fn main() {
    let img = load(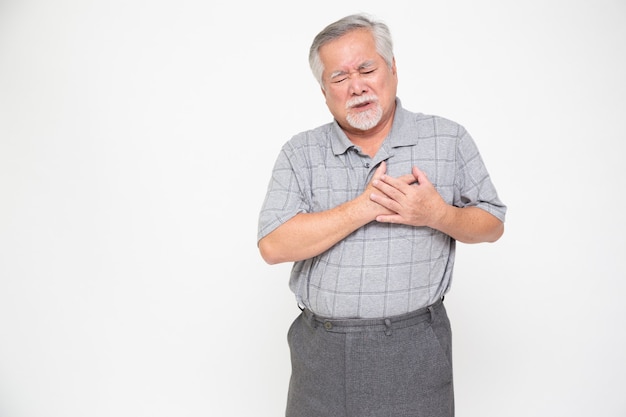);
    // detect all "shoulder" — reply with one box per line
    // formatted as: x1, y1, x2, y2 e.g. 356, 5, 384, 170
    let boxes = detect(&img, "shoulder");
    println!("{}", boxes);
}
394, 101, 466, 140
283, 122, 334, 150
411, 112, 466, 138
